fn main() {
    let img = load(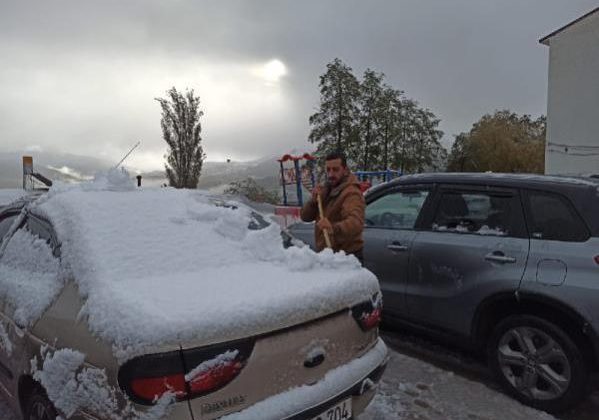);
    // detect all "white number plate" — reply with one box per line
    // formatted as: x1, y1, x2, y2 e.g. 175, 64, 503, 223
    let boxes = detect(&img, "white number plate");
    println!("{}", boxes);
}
311, 397, 352, 420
